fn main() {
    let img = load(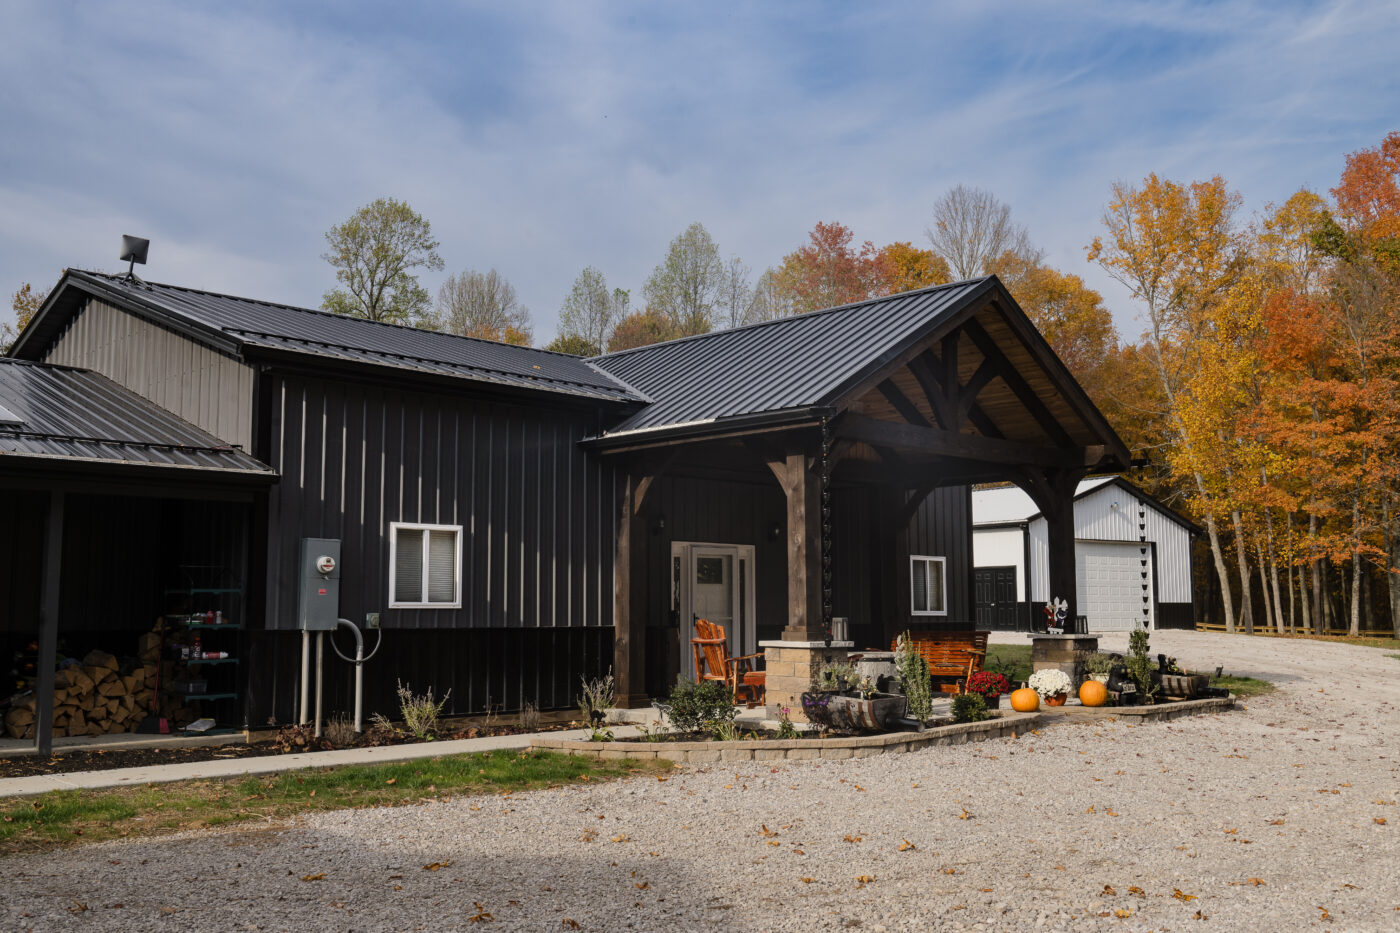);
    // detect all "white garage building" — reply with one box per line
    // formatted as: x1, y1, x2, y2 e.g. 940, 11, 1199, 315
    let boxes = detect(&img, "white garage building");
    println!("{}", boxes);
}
971, 477, 1200, 632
